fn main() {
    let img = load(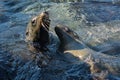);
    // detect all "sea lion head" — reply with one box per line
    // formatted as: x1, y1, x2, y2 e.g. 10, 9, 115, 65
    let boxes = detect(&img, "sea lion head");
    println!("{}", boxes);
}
55, 24, 79, 41
25, 11, 50, 52
26, 11, 50, 42
55, 24, 85, 52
